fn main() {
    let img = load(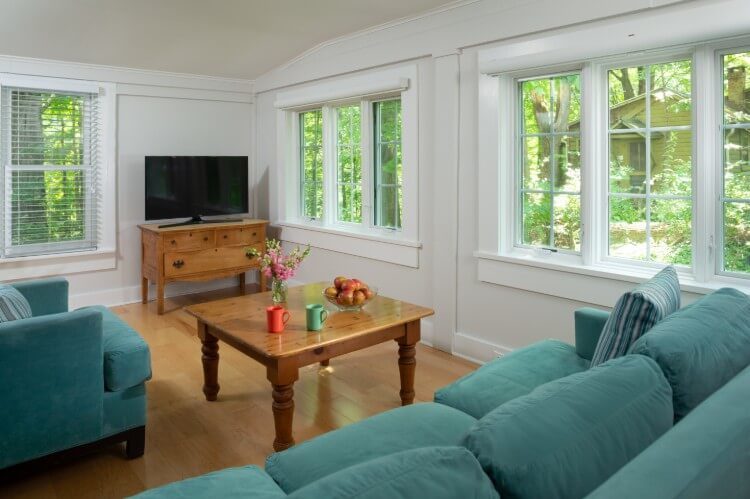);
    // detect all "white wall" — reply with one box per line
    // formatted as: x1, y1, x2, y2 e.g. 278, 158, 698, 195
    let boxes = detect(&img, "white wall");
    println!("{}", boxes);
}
68, 94, 253, 308
255, 0, 749, 362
